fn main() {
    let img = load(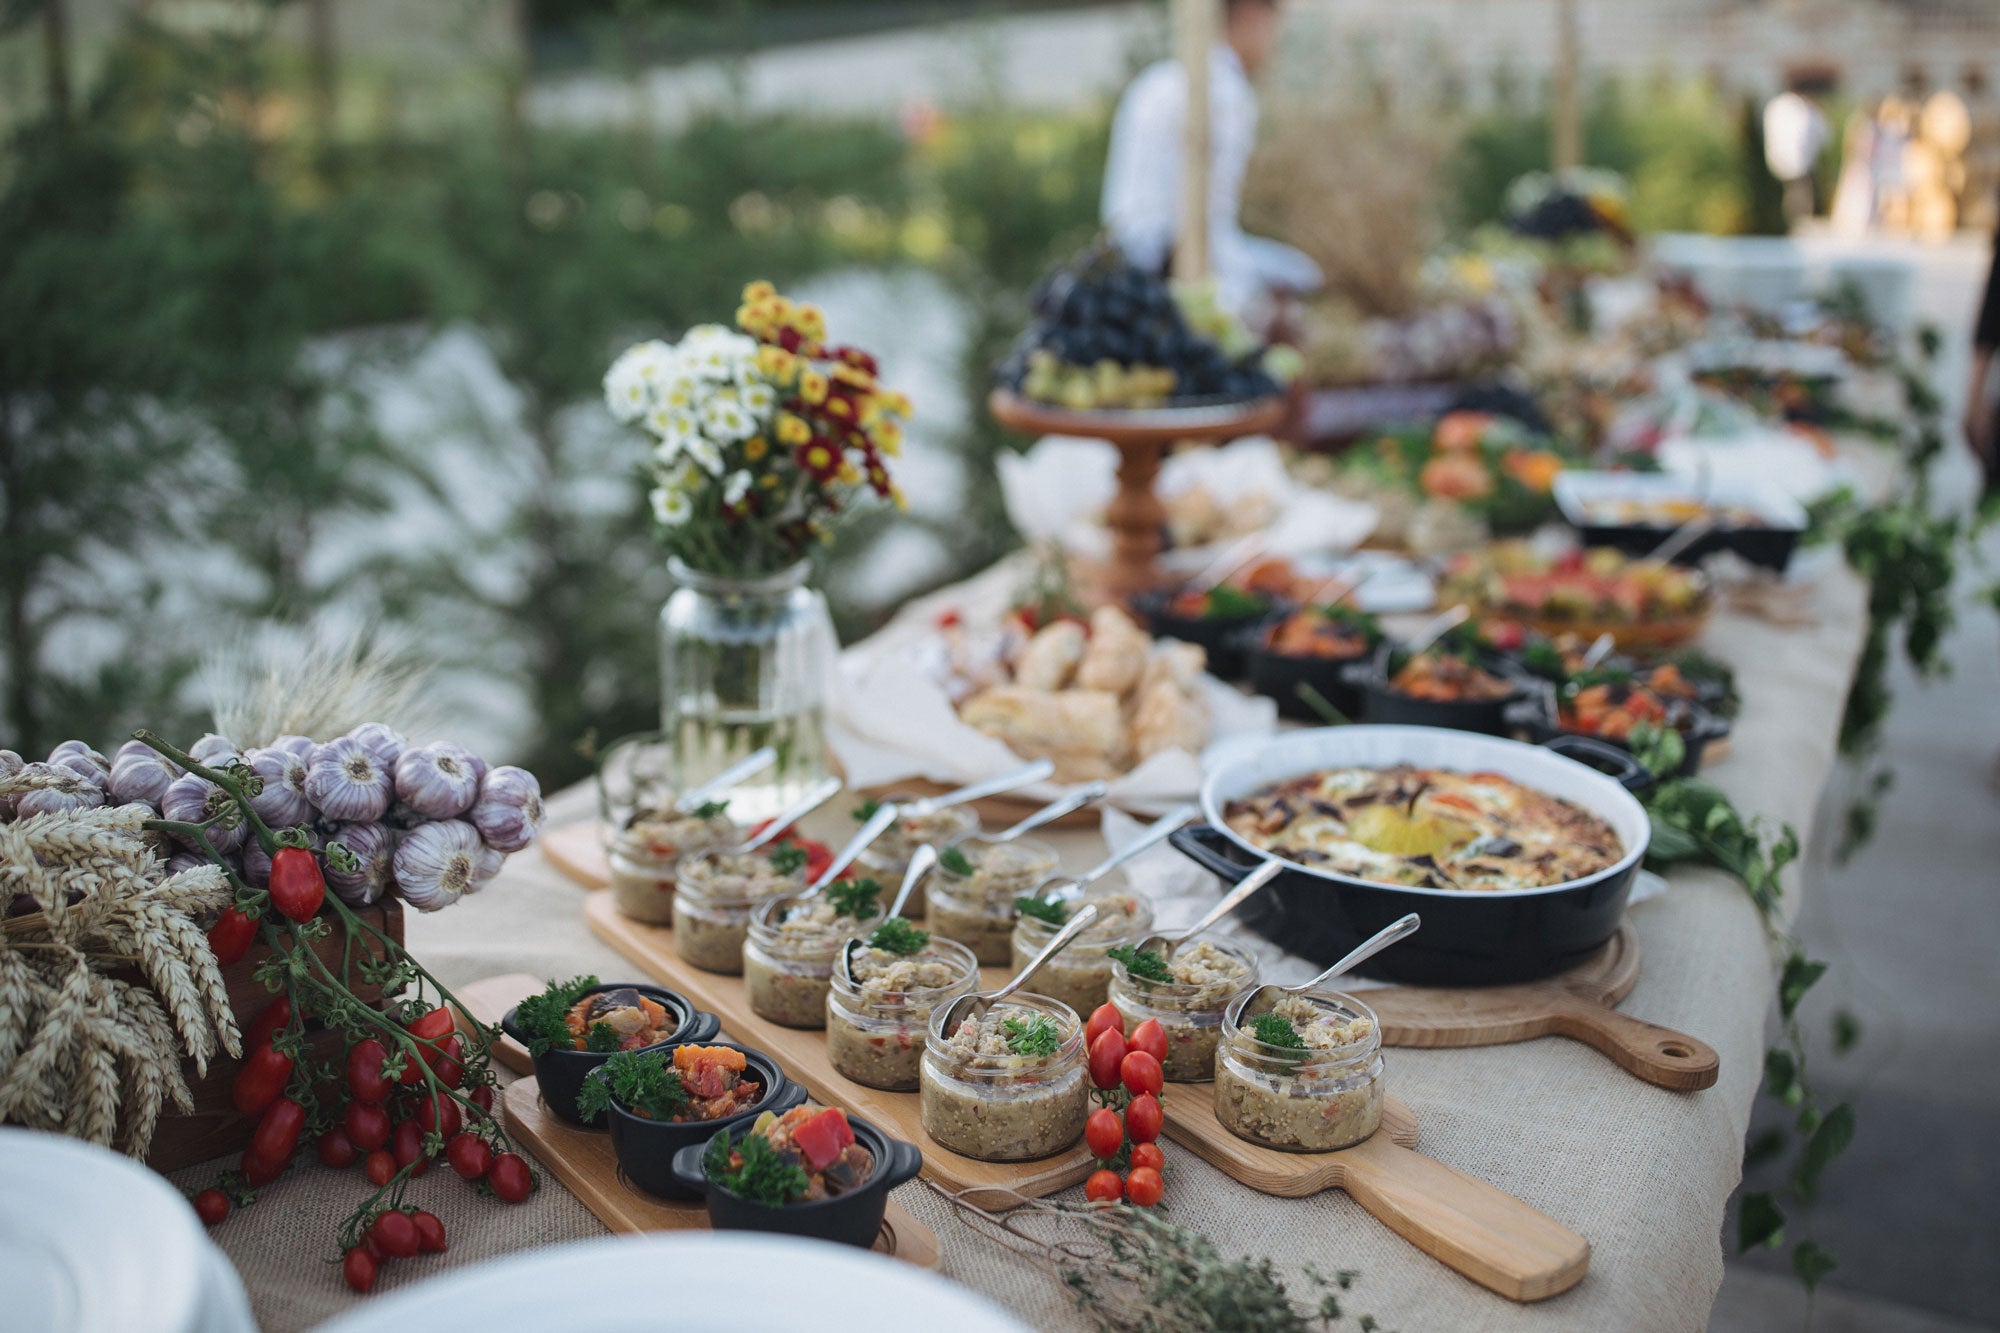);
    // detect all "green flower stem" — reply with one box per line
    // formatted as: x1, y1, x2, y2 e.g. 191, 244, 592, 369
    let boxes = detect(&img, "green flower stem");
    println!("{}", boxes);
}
141, 815, 261, 903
